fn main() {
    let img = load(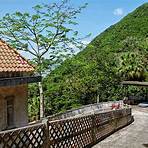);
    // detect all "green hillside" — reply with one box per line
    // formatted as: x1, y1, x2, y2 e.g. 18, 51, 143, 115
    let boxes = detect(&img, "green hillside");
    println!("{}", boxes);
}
44, 3, 148, 114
